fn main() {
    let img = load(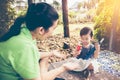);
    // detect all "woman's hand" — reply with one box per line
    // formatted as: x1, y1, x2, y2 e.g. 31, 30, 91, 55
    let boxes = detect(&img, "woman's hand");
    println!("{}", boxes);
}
39, 50, 66, 59
62, 62, 79, 71
51, 50, 66, 59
